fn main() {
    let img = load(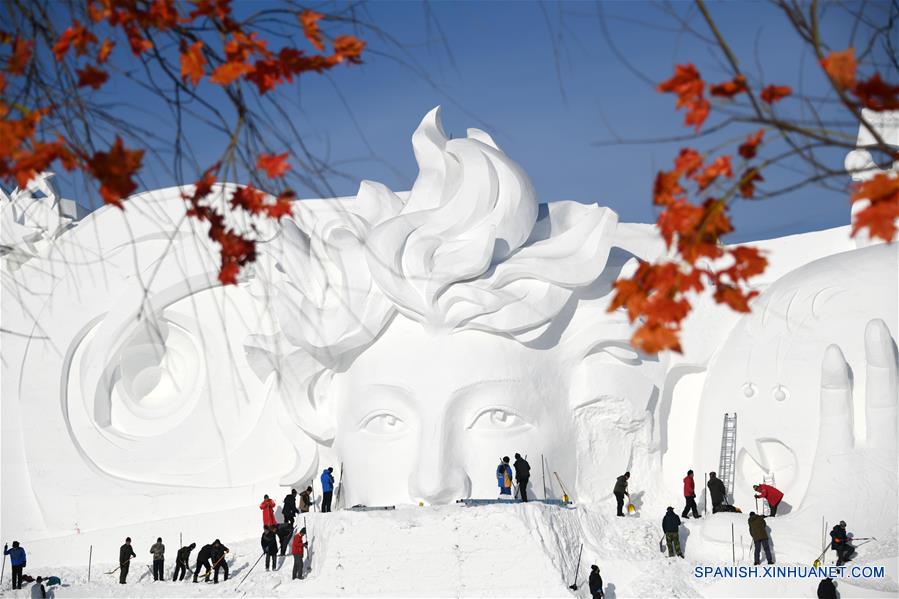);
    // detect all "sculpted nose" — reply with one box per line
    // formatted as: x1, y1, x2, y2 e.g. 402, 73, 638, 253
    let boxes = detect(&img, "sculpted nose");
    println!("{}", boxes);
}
409, 421, 470, 504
